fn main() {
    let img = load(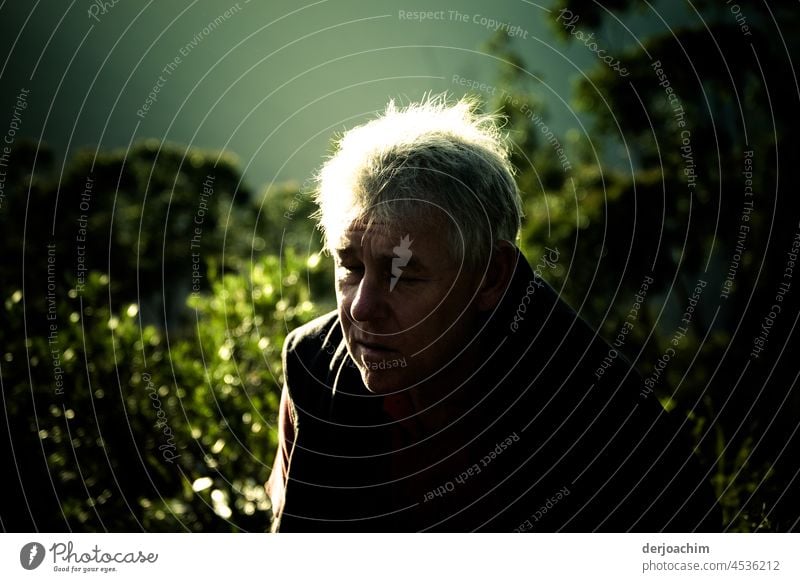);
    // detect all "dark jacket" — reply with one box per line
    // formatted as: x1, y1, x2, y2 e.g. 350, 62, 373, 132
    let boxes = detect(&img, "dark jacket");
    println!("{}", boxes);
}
267, 248, 721, 532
